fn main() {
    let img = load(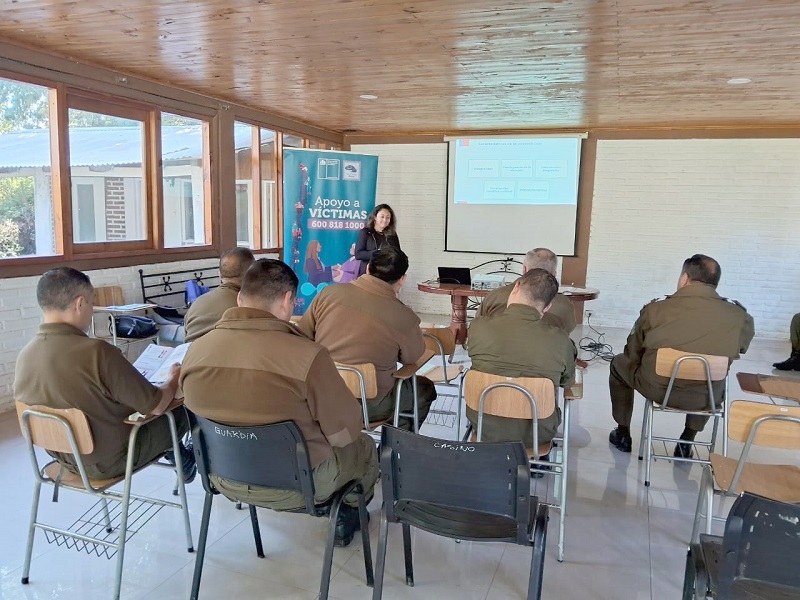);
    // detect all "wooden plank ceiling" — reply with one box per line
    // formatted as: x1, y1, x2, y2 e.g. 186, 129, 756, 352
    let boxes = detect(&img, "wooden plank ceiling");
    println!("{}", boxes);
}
2, 0, 800, 134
